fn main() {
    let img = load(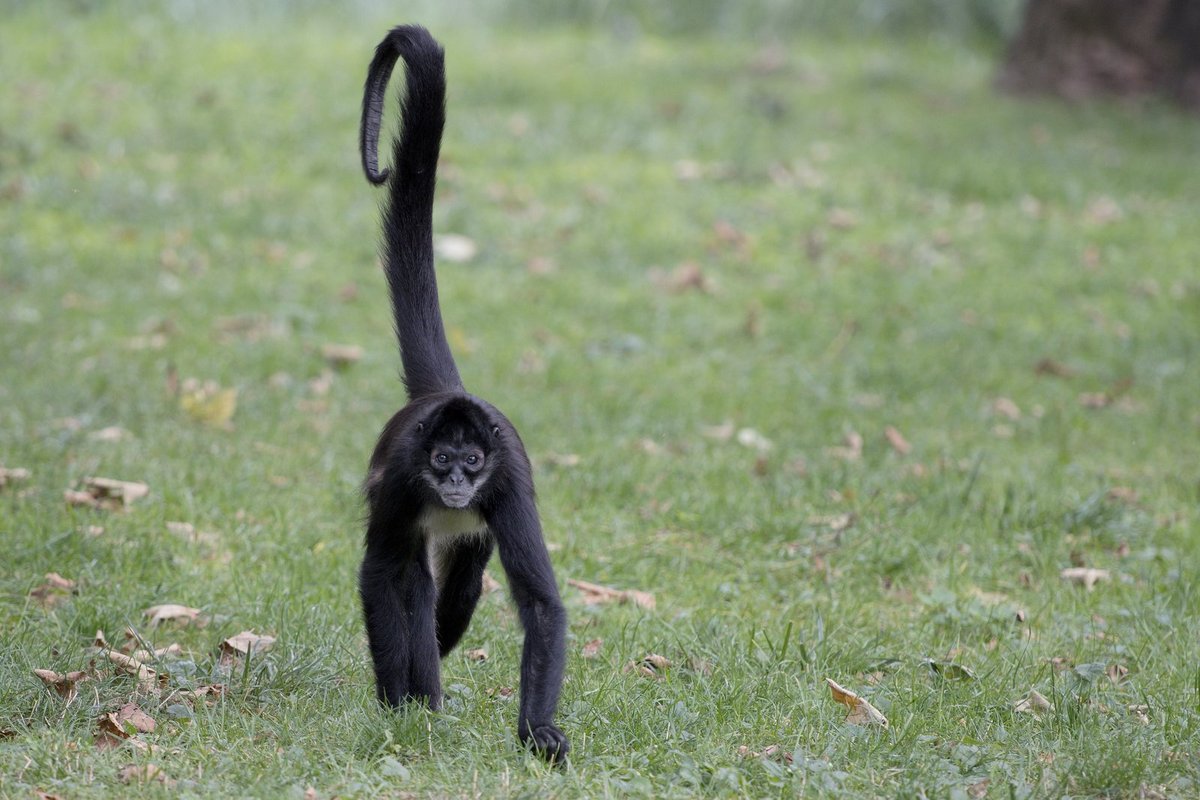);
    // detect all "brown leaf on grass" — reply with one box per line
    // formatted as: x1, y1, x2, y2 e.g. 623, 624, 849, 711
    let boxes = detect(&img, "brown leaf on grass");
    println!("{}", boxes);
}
807, 513, 855, 532
624, 653, 671, 679
481, 571, 501, 594
107, 651, 165, 693
179, 379, 237, 426
144, 604, 202, 627
117, 763, 168, 785
826, 431, 863, 462
0, 466, 31, 489
88, 426, 131, 442
1014, 689, 1053, 714
177, 684, 226, 707
580, 638, 603, 659
29, 573, 77, 607
543, 452, 581, 468
96, 703, 157, 750
1106, 487, 1139, 505
219, 630, 276, 664
827, 208, 859, 229
737, 744, 793, 763
65, 477, 150, 511
1078, 392, 1110, 409
1106, 663, 1129, 685
825, 678, 888, 727
33, 669, 90, 701
1034, 358, 1076, 378
1060, 567, 1110, 590
650, 261, 714, 295
701, 421, 735, 442
967, 779, 991, 799
1127, 704, 1150, 725
465, 648, 488, 662
320, 344, 363, 369
991, 397, 1021, 420
884, 426, 911, 455
568, 579, 655, 610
